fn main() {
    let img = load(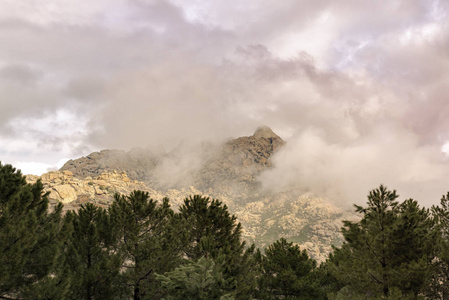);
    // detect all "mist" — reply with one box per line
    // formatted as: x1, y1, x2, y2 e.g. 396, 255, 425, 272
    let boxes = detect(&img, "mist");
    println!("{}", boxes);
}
1, 0, 449, 206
